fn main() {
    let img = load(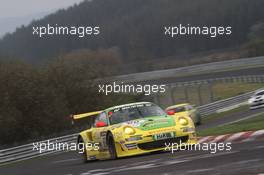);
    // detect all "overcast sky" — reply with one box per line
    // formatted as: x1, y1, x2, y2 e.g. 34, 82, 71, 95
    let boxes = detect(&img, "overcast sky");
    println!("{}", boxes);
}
0, 0, 84, 37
